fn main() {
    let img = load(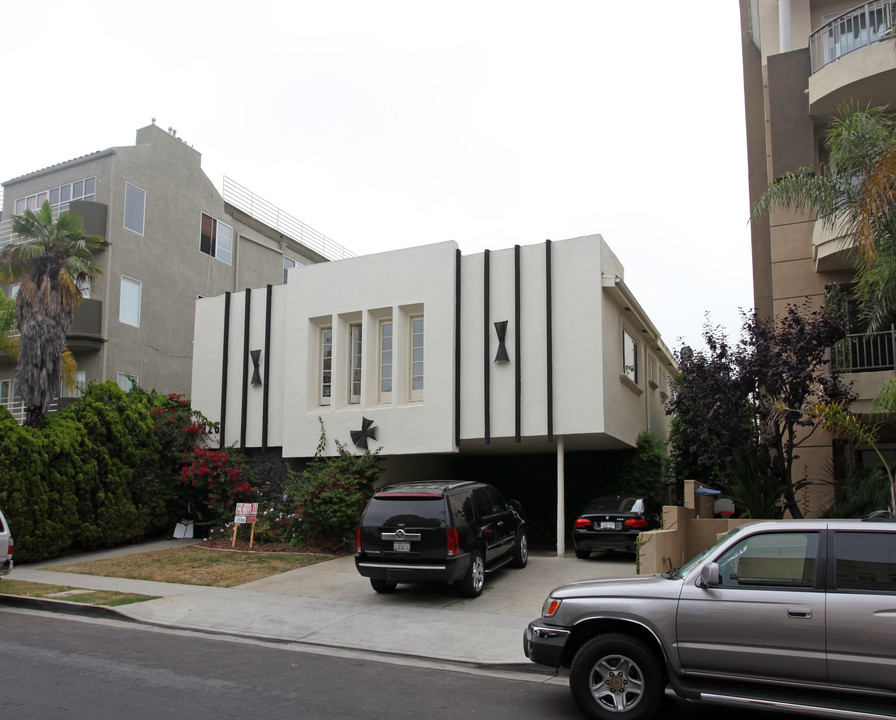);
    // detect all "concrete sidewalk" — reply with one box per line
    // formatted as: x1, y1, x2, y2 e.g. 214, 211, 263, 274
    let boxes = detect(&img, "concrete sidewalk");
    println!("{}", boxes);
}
4, 540, 637, 669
